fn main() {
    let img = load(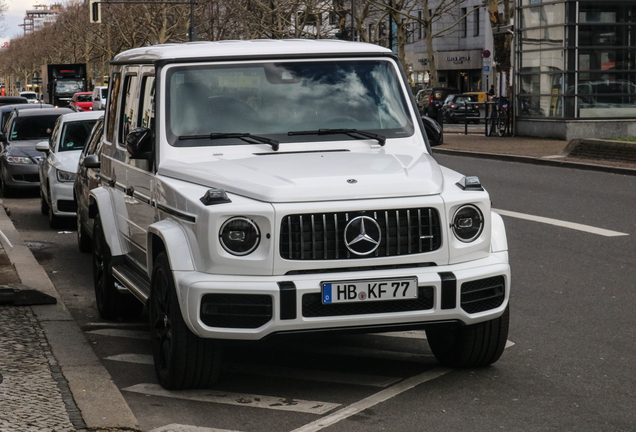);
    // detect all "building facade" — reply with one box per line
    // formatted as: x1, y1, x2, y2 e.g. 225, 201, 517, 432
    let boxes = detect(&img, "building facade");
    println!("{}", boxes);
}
406, 2, 495, 94
516, 0, 636, 139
